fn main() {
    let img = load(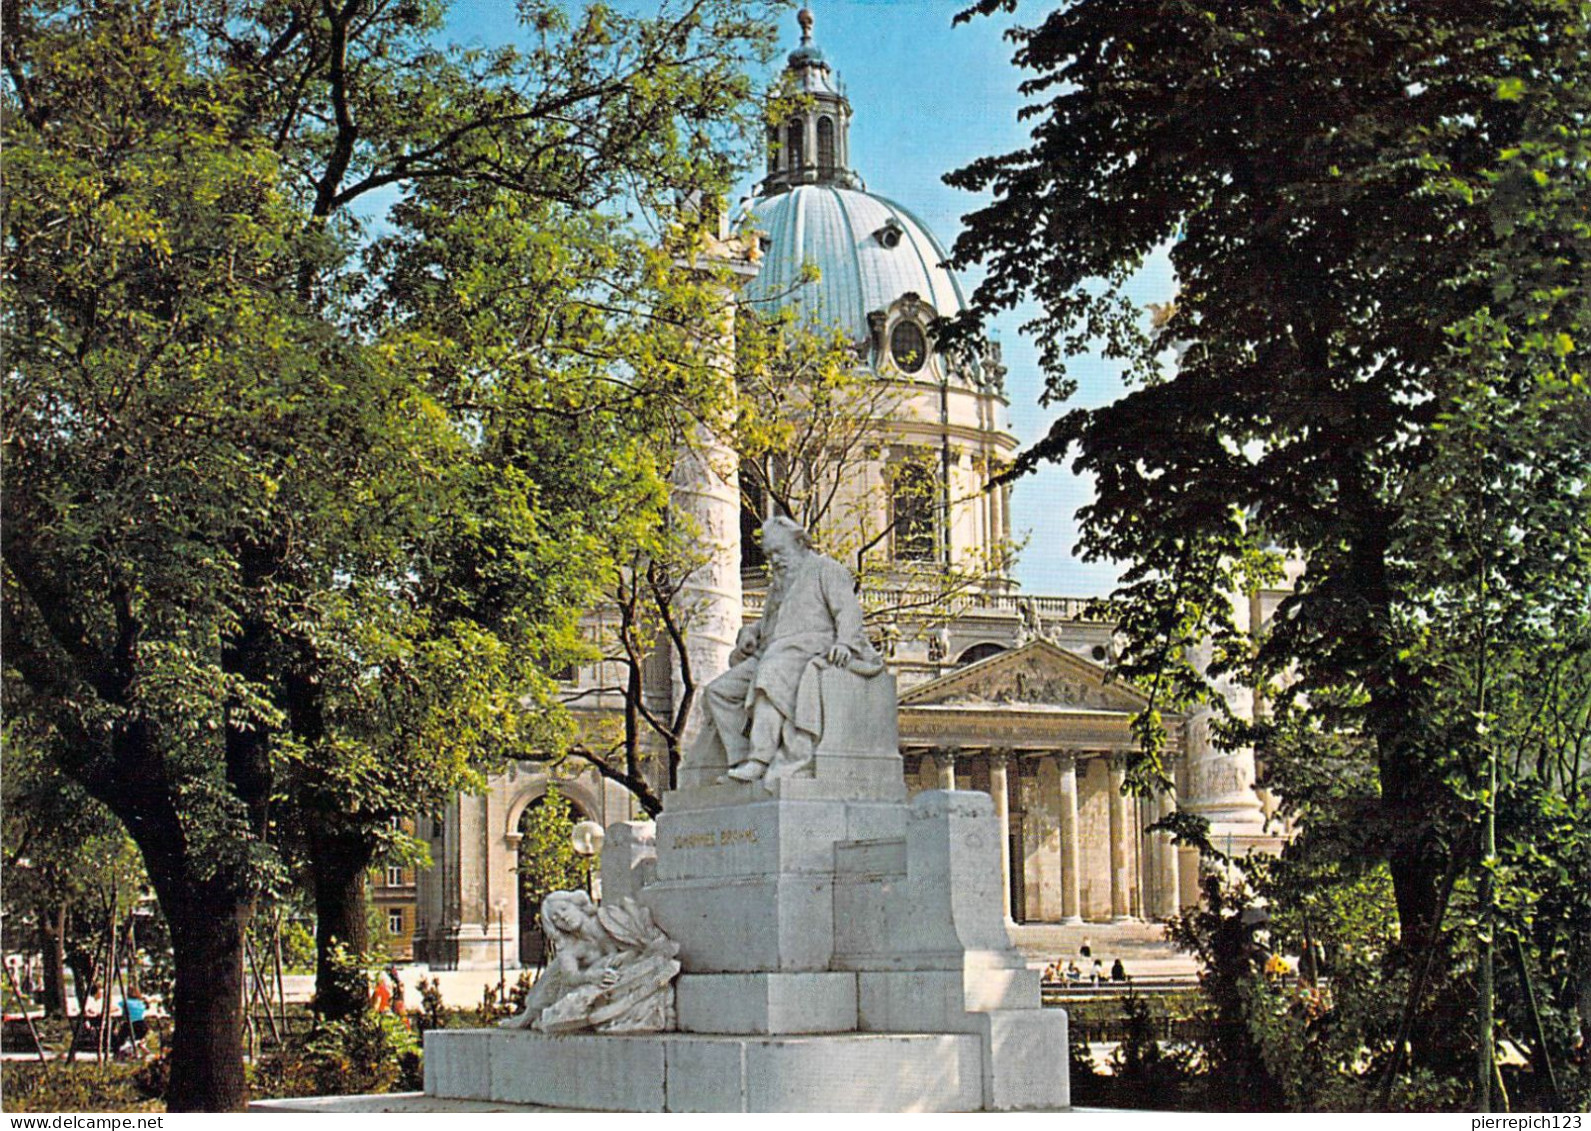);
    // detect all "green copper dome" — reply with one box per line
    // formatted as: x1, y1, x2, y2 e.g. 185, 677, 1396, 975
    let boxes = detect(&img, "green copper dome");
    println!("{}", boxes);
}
743, 185, 969, 349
